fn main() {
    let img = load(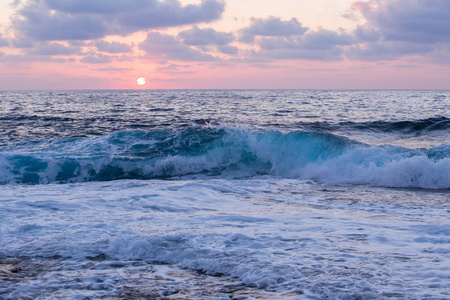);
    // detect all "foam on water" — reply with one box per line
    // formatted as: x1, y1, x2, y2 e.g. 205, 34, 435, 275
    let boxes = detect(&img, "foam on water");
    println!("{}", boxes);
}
0, 90, 448, 299
0, 179, 448, 299
0, 128, 448, 189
